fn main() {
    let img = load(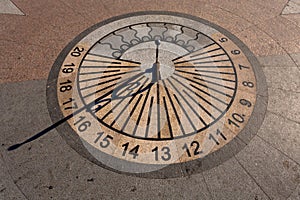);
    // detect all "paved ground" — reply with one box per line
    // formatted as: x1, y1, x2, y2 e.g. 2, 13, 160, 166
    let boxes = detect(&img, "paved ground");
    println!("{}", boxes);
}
1, 0, 300, 199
